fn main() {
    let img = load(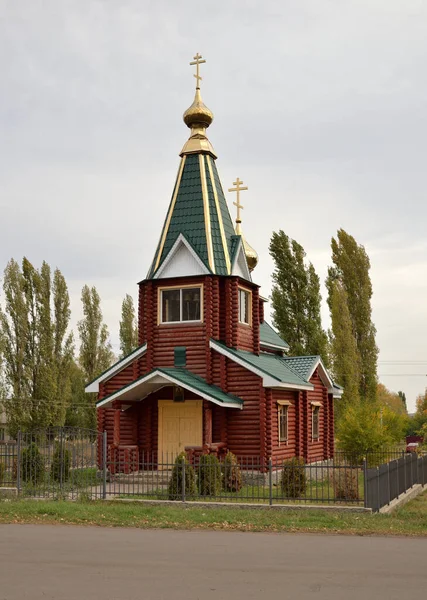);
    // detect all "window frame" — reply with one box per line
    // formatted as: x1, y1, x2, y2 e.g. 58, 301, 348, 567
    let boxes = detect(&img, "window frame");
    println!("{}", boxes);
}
158, 284, 203, 325
312, 405, 320, 441
278, 404, 289, 443
238, 286, 252, 326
